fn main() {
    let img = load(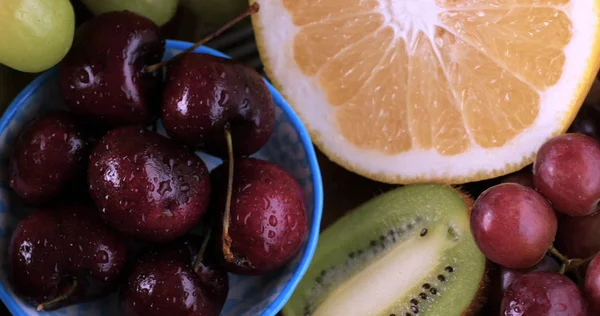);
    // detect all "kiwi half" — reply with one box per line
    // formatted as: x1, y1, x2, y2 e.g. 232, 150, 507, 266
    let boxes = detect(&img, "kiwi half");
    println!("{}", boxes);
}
283, 184, 486, 316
